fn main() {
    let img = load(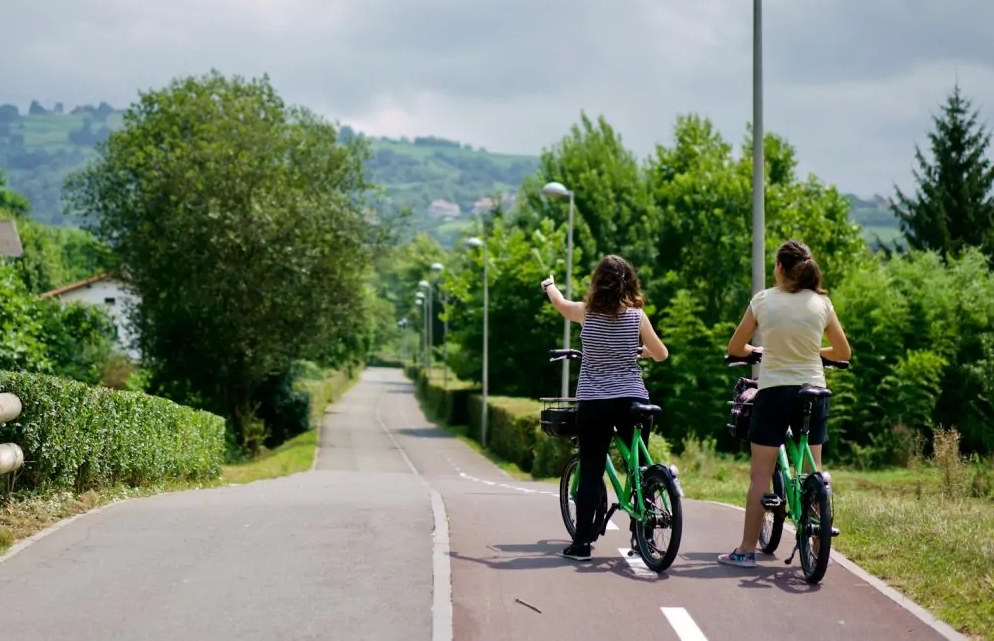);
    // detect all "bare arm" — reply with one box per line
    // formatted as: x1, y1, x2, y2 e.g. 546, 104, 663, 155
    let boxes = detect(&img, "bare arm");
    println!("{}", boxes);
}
820, 310, 852, 361
639, 310, 668, 361
542, 276, 585, 323
727, 306, 759, 357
